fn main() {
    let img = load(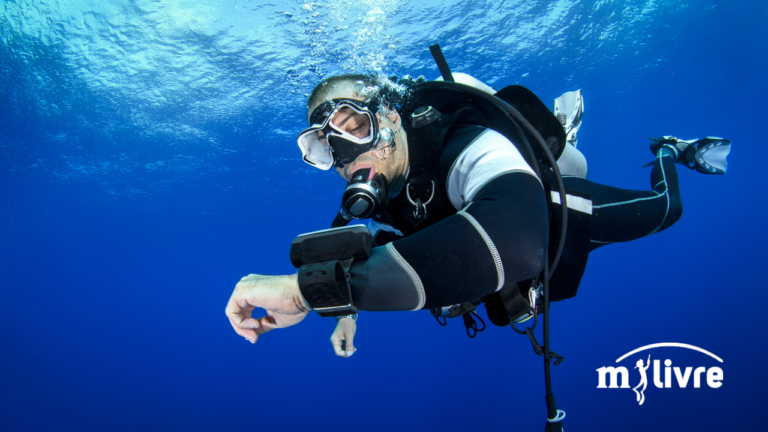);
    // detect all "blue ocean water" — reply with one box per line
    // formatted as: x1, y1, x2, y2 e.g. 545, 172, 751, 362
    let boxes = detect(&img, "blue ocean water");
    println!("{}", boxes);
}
1, 0, 766, 430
